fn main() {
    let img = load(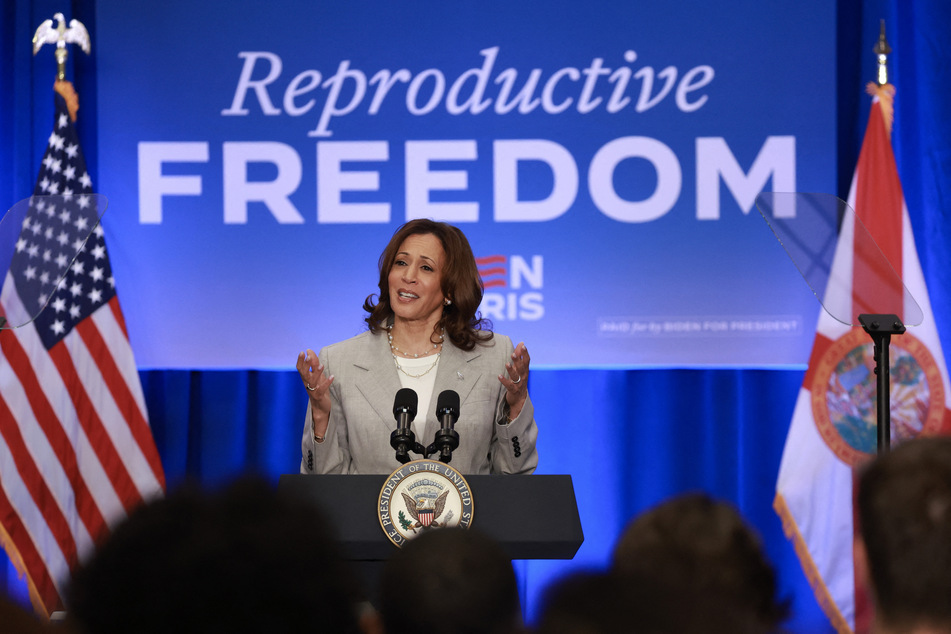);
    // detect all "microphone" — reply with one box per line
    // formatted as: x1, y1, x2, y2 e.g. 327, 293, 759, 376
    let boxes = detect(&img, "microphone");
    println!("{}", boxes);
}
390, 388, 418, 464
433, 389, 460, 463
